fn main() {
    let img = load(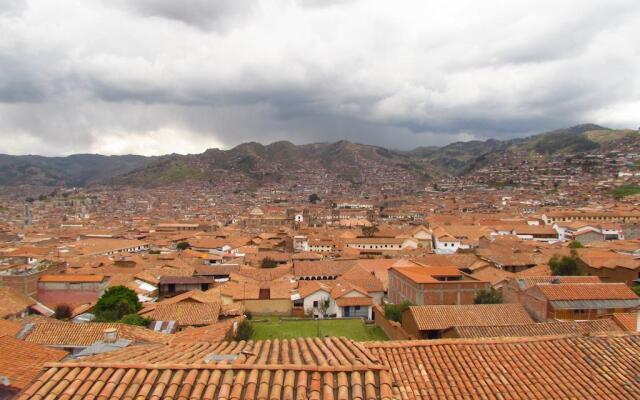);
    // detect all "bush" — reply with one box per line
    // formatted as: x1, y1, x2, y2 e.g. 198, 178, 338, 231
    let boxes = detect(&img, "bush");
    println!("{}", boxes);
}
176, 242, 190, 250
612, 185, 640, 200
308, 193, 321, 204
568, 241, 584, 249
119, 314, 150, 326
261, 257, 278, 268
474, 288, 502, 304
549, 253, 585, 276
632, 285, 640, 297
235, 320, 254, 341
95, 286, 141, 322
384, 300, 412, 322
54, 304, 72, 320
